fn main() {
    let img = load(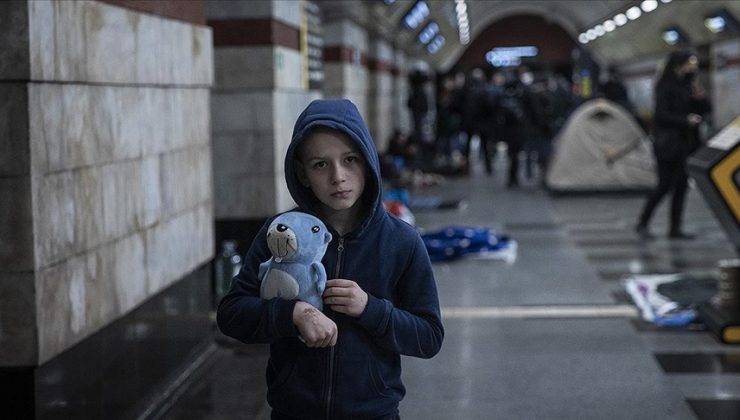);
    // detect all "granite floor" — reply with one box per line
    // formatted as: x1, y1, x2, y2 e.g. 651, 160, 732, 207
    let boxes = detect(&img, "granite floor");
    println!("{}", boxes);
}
158, 153, 740, 420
